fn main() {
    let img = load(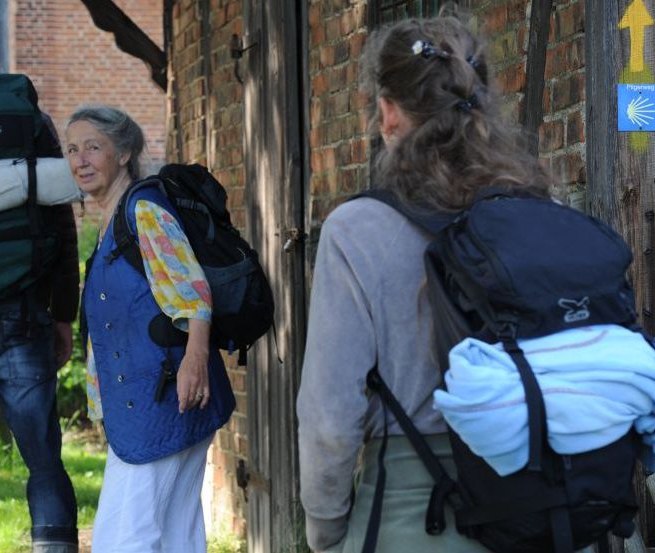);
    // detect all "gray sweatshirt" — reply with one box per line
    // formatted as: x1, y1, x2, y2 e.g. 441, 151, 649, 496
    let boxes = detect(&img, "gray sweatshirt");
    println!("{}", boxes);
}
297, 197, 448, 551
